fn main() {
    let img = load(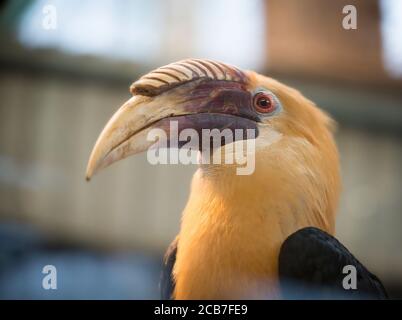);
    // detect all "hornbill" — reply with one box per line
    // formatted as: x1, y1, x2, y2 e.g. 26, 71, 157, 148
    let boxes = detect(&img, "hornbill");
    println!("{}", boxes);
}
86, 59, 387, 299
